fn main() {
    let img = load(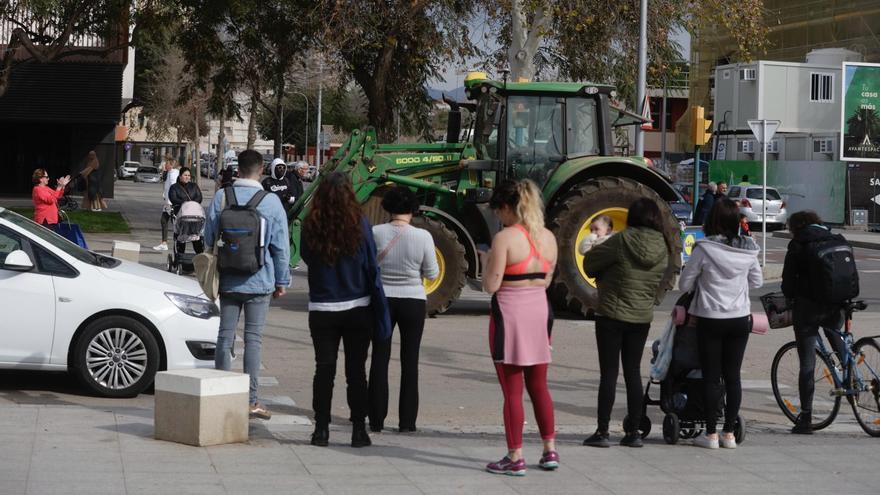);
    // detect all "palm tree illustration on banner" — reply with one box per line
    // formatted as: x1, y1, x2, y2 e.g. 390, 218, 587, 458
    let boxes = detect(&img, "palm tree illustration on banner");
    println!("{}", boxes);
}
847, 108, 880, 146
